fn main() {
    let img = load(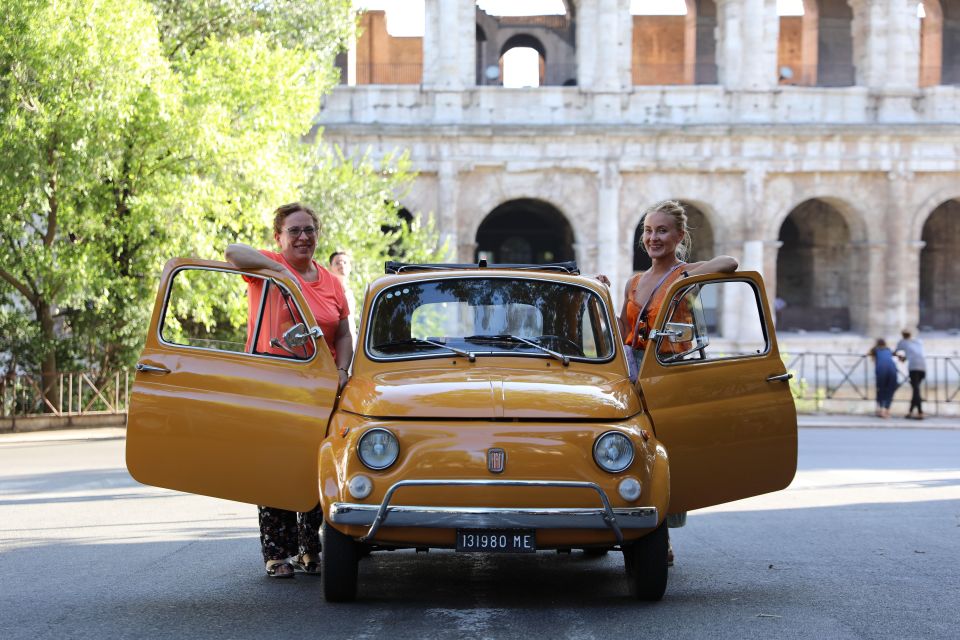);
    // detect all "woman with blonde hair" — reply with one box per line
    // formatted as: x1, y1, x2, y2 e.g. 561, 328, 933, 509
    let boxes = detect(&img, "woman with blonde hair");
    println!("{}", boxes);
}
598, 199, 738, 567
